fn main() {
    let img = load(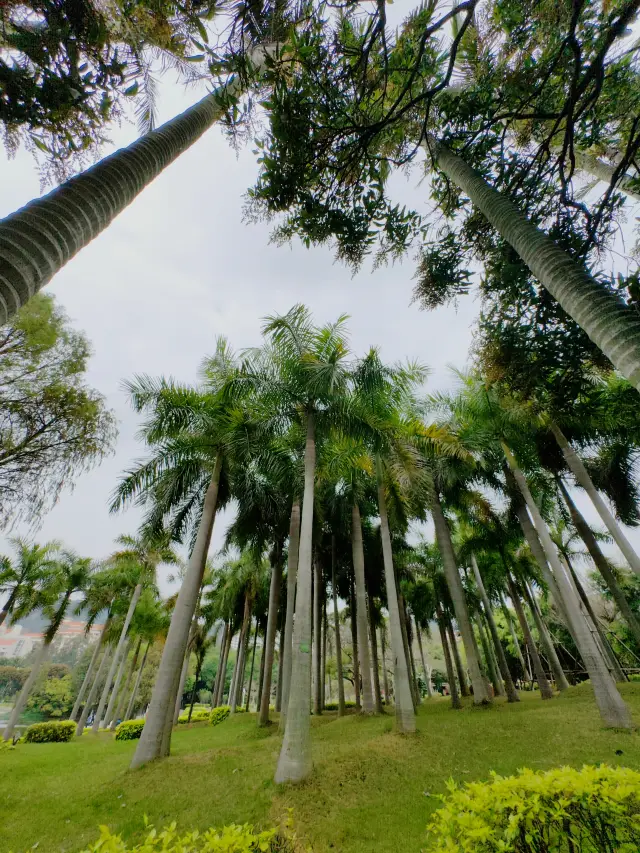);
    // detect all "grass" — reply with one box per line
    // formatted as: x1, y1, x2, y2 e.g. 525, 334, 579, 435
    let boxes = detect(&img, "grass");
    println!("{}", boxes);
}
3, 685, 640, 852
